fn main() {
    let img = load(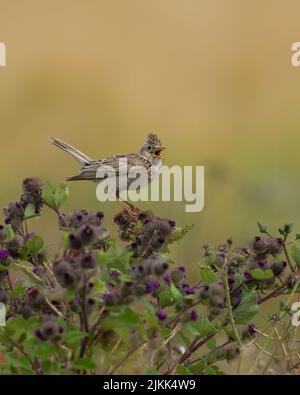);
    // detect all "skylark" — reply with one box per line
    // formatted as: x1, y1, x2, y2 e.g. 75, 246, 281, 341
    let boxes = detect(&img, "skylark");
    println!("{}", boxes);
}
49, 133, 166, 209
